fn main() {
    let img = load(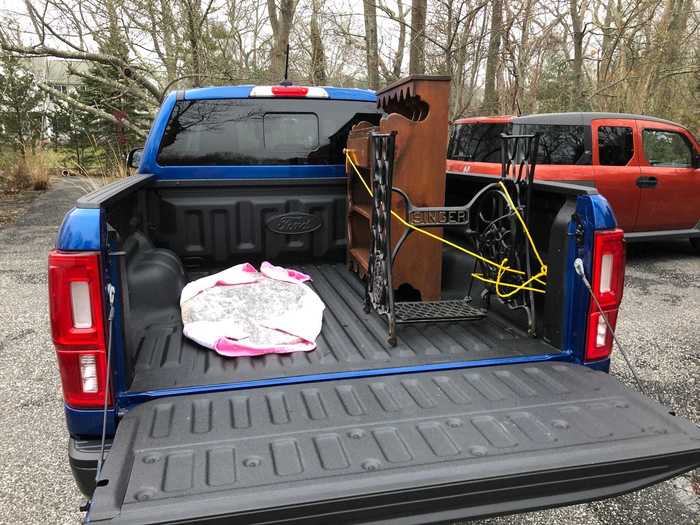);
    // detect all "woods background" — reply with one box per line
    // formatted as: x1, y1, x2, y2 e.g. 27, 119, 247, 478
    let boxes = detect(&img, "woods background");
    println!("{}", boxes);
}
0, 0, 698, 180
